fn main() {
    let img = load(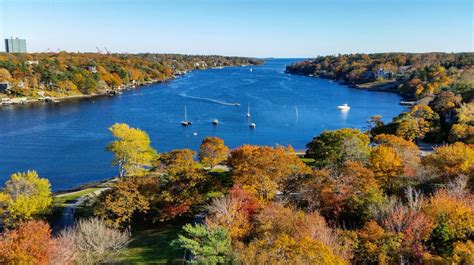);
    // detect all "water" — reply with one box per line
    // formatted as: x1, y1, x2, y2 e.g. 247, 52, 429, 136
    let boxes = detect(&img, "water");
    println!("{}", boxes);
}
0, 59, 406, 191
